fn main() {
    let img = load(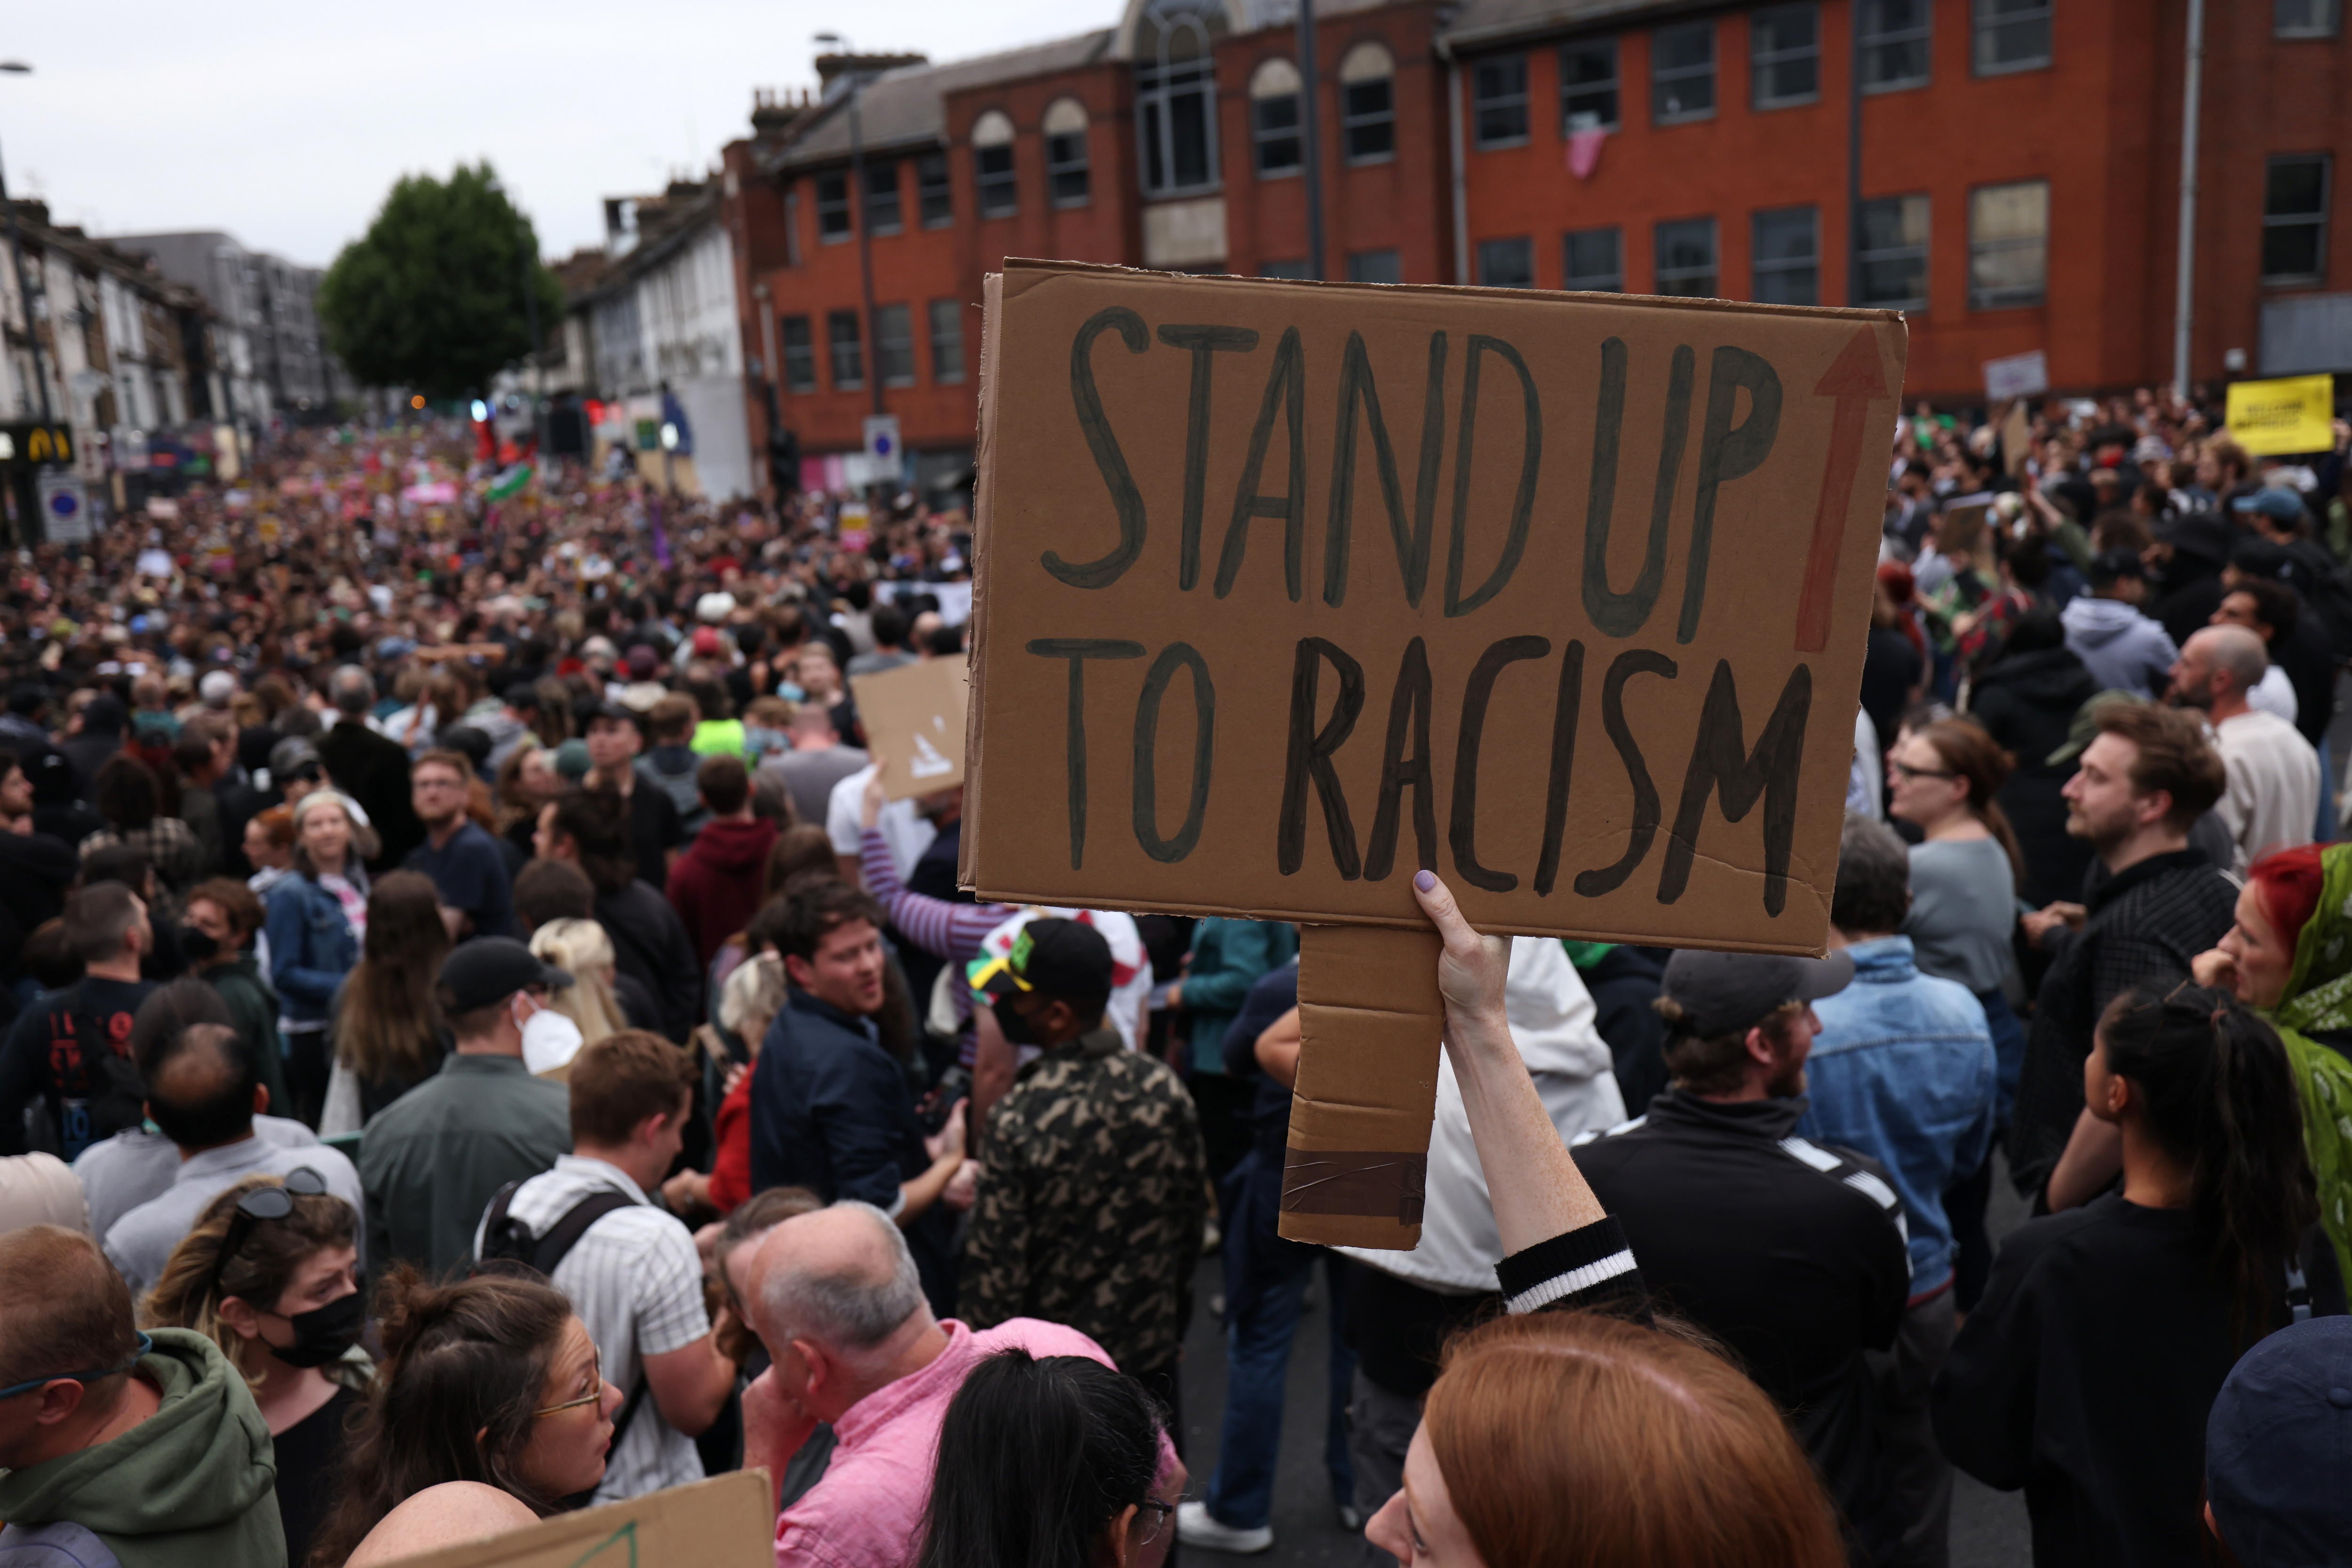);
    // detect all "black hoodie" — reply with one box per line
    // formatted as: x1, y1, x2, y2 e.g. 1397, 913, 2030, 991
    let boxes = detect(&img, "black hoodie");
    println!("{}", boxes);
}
1968, 646, 2100, 908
